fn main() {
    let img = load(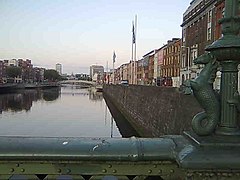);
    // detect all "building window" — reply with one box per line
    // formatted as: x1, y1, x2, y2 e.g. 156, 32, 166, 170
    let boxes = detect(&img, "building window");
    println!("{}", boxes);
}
182, 55, 186, 68
207, 9, 212, 41
183, 28, 186, 43
222, 7, 225, 17
192, 49, 198, 60
208, 10, 212, 23
207, 27, 211, 41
